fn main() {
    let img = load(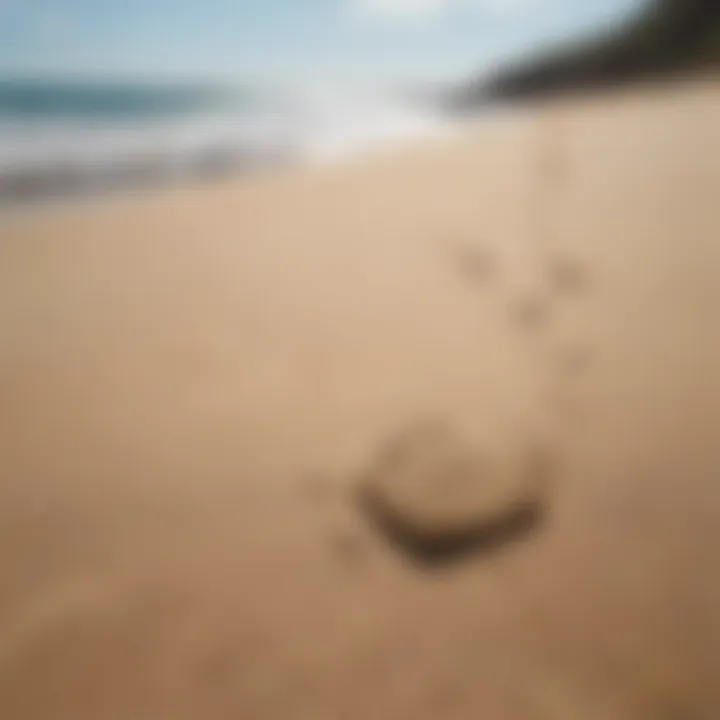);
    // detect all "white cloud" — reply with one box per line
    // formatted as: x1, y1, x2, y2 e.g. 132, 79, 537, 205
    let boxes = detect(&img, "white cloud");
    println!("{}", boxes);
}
351, 0, 559, 20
